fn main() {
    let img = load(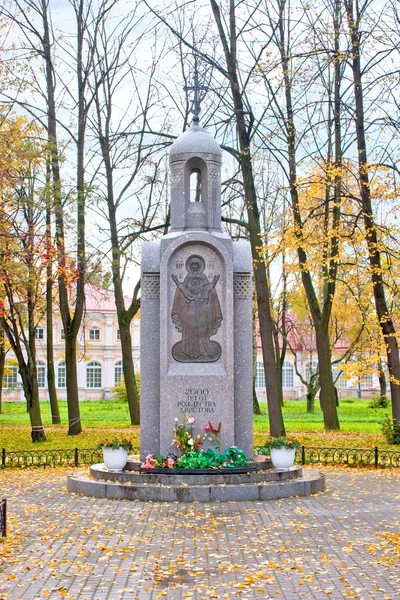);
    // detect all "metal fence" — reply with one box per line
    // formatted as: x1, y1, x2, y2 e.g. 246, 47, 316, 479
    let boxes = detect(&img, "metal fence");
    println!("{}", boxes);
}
299, 445, 400, 468
0, 499, 6, 537
0, 445, 399, 469
0, 447, 138, 468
